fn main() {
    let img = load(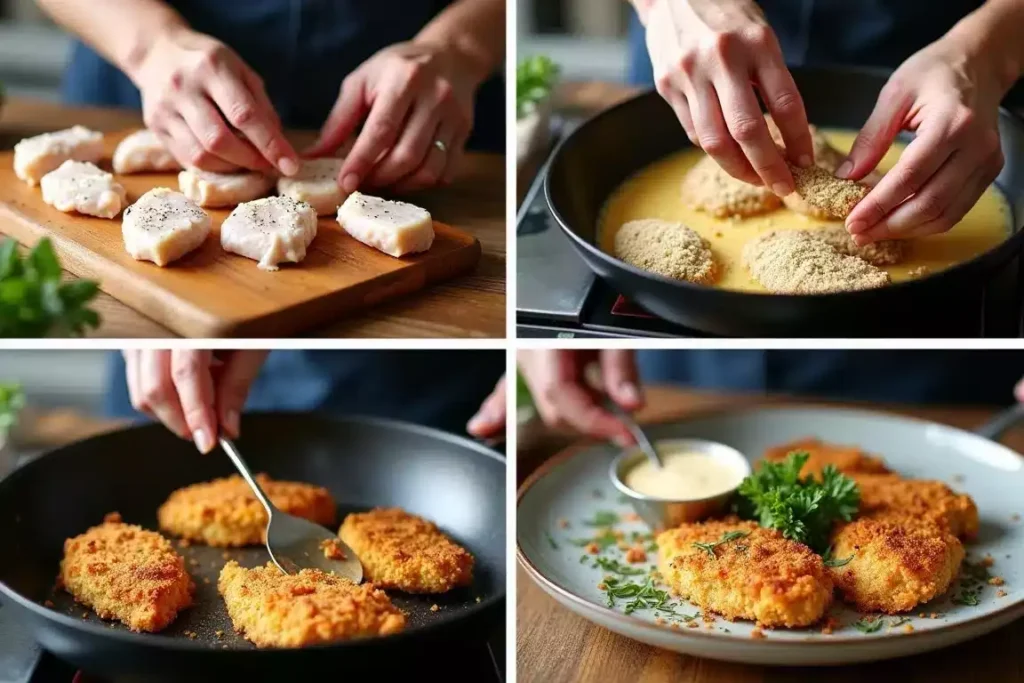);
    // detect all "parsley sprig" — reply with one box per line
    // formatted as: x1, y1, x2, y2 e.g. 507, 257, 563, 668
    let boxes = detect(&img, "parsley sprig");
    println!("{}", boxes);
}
736, 452, 860, 553
516, 56, 559, 119
692, 530, 749, 558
